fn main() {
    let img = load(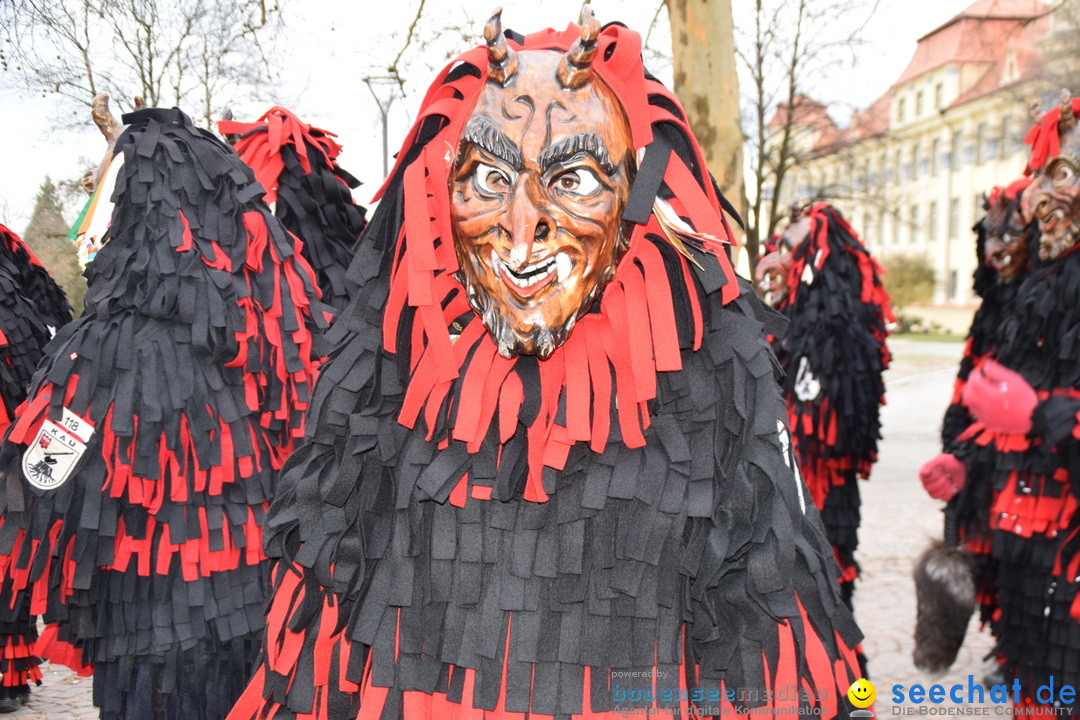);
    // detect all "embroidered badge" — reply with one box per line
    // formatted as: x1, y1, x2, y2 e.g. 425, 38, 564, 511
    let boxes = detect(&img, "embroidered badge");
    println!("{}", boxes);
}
22, 408, 96, 491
